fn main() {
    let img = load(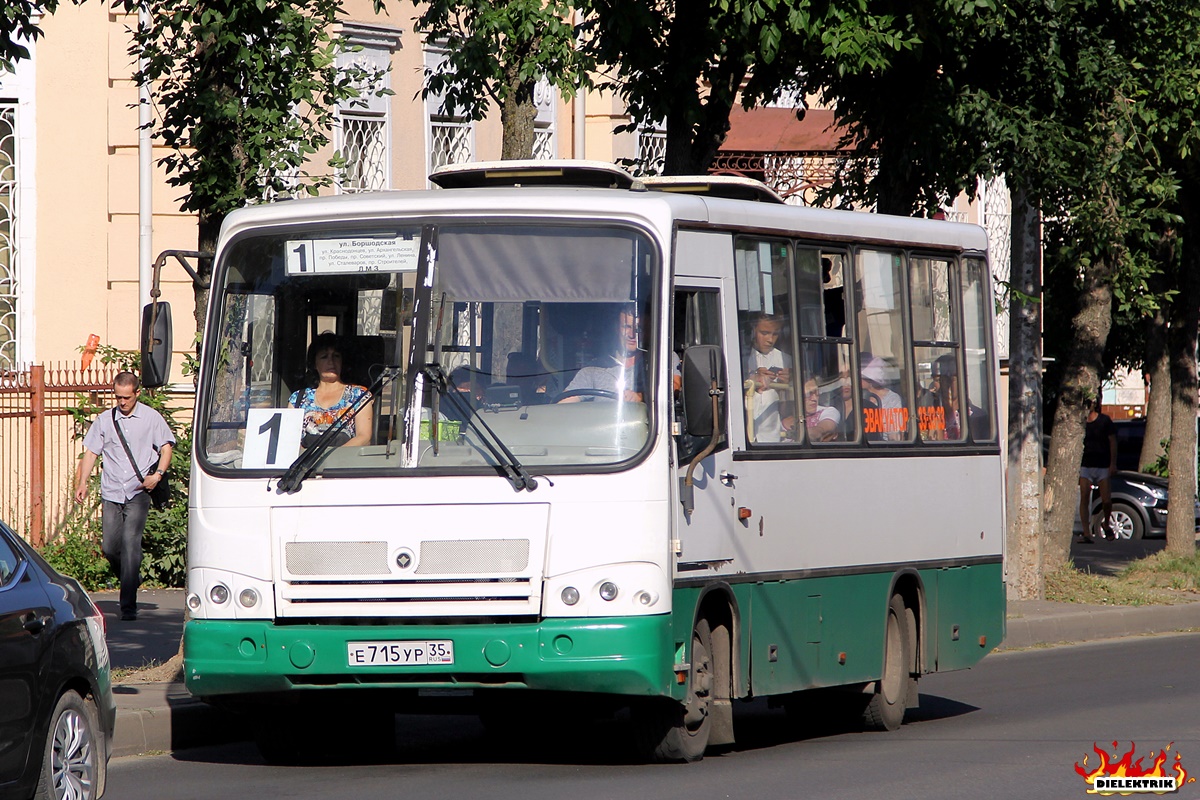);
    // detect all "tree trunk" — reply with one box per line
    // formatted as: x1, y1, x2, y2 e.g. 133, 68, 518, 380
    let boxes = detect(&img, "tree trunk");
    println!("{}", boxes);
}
500, 79, 537, 160
660, 1, 744, 176
1165, 182, 1200, 558
195, 211, 219, 346
1139, 232, 1174, 472
1043, 255, 1115, 572
1005, 189, 1045, 599
873, 139, 922, 216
